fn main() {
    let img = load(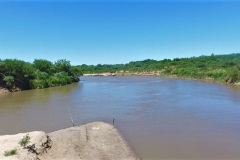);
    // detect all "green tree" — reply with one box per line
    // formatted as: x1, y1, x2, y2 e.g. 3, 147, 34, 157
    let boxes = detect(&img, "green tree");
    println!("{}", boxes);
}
3, 59, 34, 78
33, 59, 53, 74
55, 59, 71, 74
